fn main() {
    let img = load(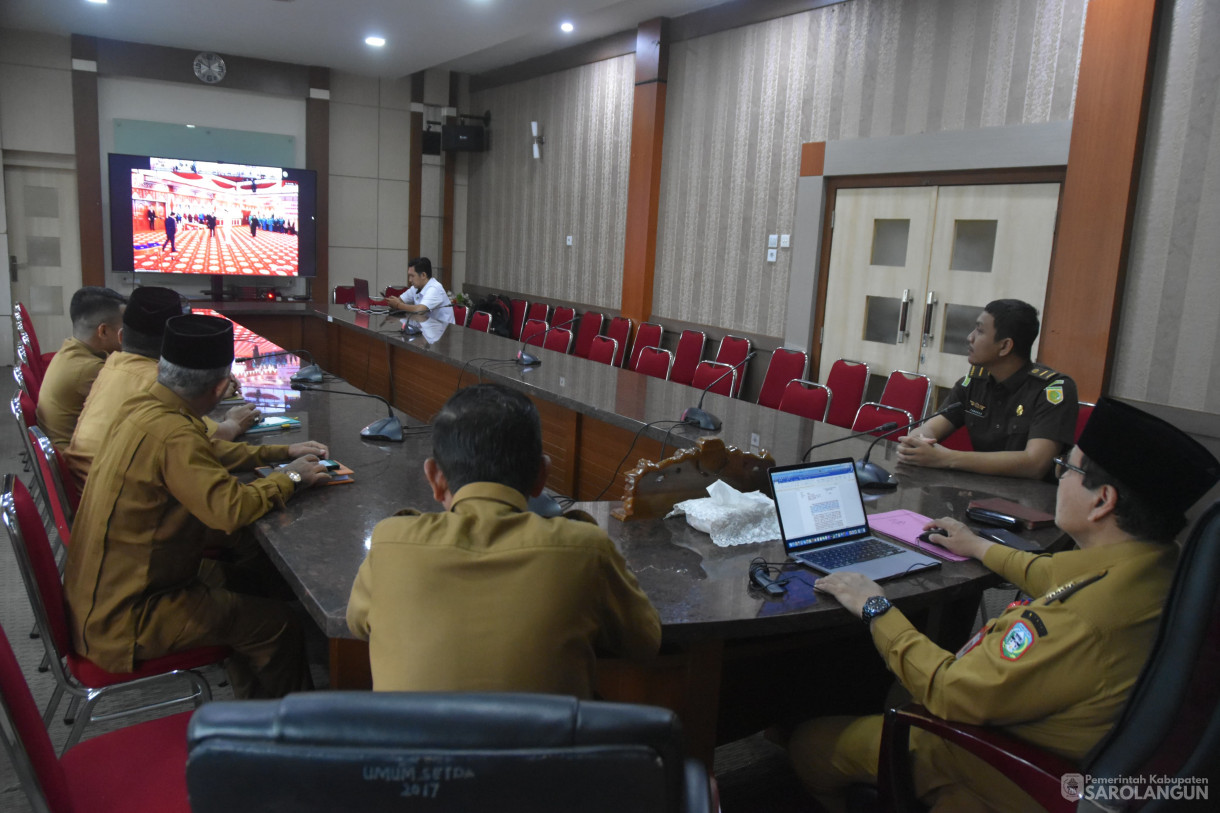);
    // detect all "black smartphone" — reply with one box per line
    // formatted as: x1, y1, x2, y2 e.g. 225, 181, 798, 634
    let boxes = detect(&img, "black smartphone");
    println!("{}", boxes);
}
319, 459, 340, 471
965, 505, 1021, 529
977, 527, 1042, 552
